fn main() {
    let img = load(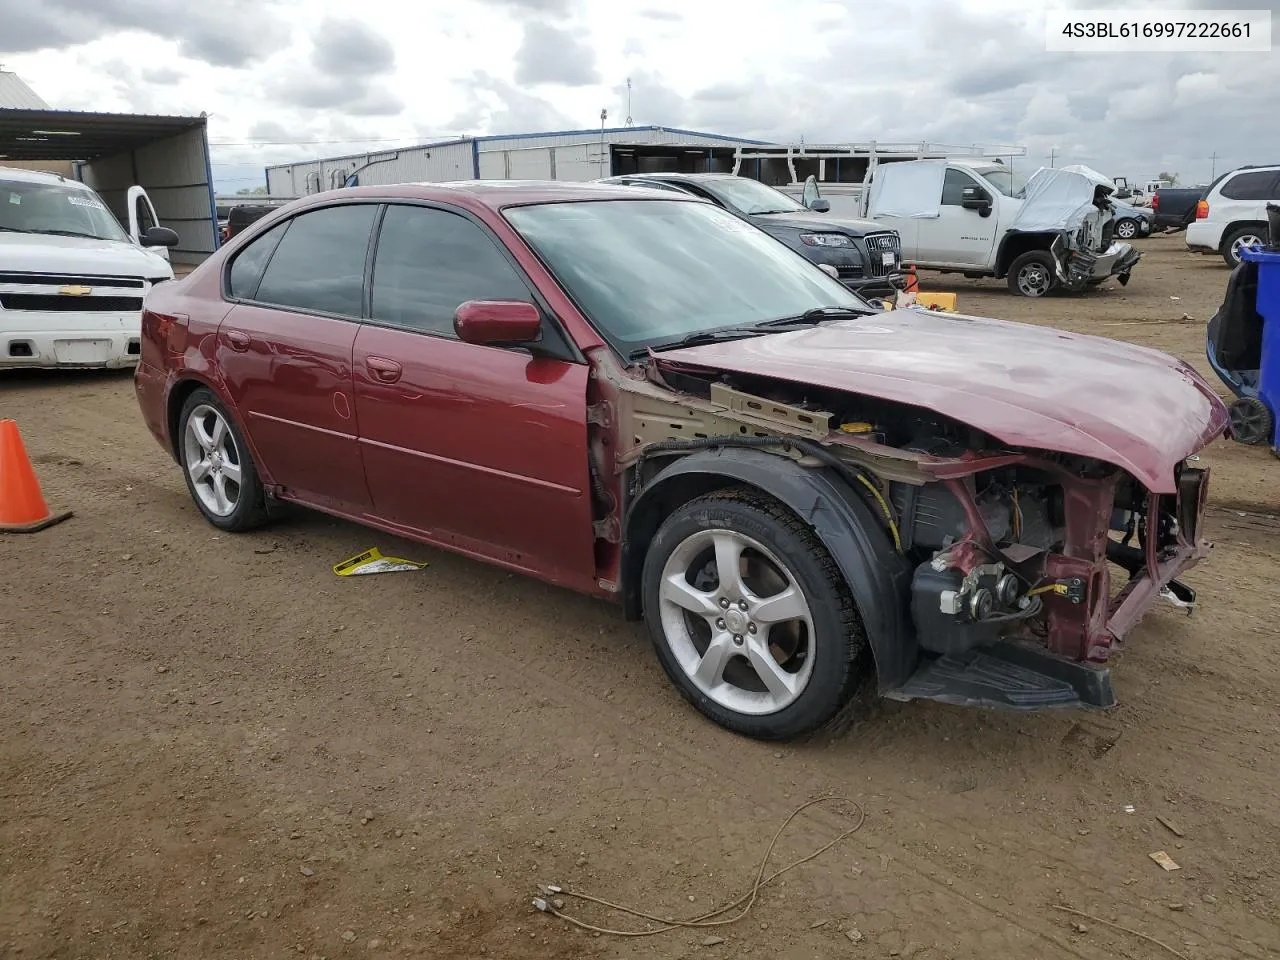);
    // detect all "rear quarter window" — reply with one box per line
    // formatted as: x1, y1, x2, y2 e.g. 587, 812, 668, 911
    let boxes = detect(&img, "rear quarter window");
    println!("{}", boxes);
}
227, 221, 288, 300
1220, 171, 1280, 201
